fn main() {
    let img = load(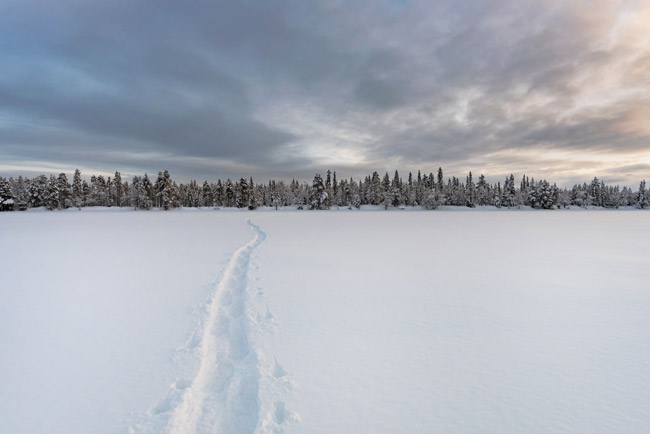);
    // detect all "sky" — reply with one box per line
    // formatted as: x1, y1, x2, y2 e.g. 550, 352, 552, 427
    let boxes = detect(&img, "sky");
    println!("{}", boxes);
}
1, 0, 649, 187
